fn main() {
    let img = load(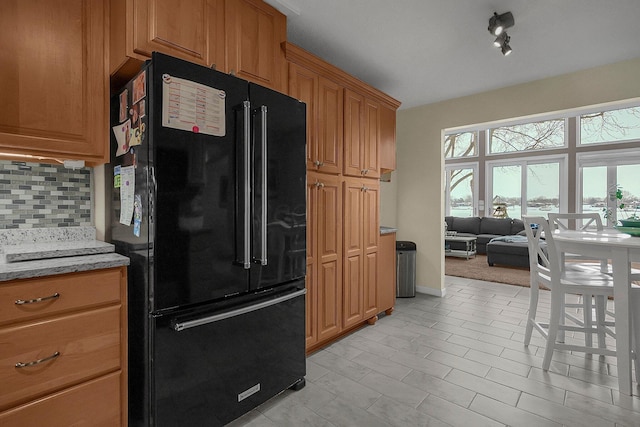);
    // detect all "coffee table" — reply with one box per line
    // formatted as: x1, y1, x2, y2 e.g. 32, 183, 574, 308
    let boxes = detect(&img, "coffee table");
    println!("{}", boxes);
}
445, 235, 477, 259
